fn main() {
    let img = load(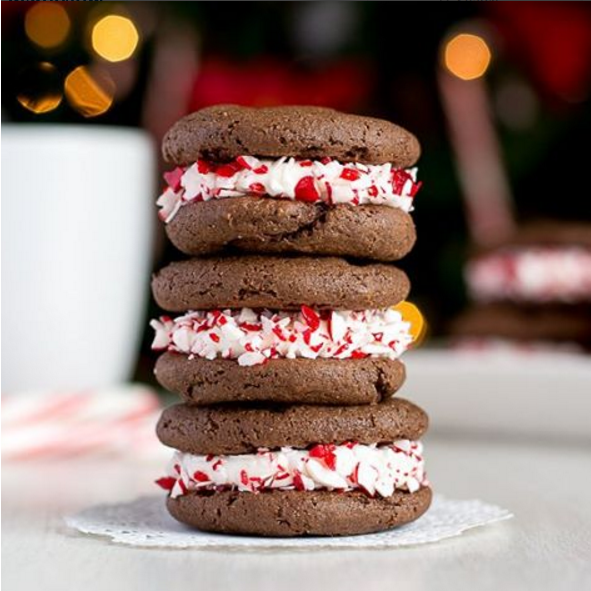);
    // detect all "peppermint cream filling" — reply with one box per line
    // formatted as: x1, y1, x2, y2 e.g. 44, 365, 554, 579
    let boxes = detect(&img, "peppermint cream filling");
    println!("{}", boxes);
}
467, 247, 591, 303
157, 155, 421, 223
156, 441, 427, 499
151, 307, 413, 366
